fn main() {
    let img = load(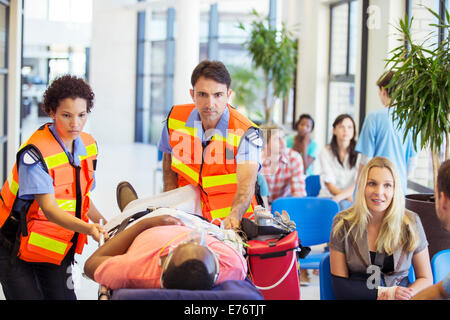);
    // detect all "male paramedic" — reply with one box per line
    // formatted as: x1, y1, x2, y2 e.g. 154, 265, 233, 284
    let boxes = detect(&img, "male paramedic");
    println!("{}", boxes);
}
158, 60, 263, 230
413, 159, 450, 300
